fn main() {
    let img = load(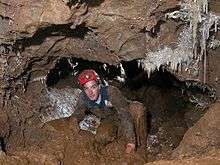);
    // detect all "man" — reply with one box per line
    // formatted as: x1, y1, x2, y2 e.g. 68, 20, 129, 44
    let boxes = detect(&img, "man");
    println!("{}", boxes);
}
73, 70, 138, 153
